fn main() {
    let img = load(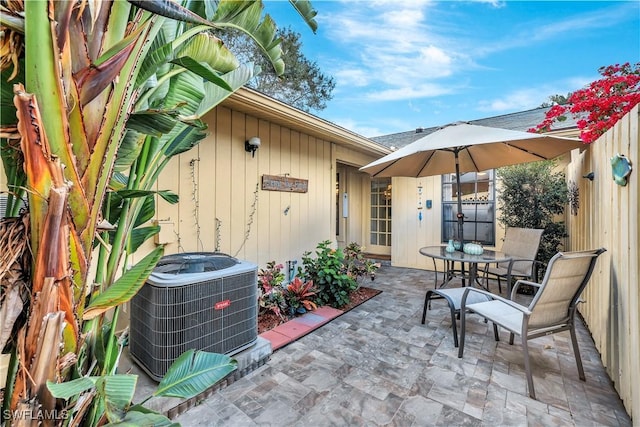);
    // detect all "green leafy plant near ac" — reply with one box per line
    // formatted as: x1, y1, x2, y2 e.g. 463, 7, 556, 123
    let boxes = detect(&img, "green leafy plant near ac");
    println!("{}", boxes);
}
298, 240, 357, 308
